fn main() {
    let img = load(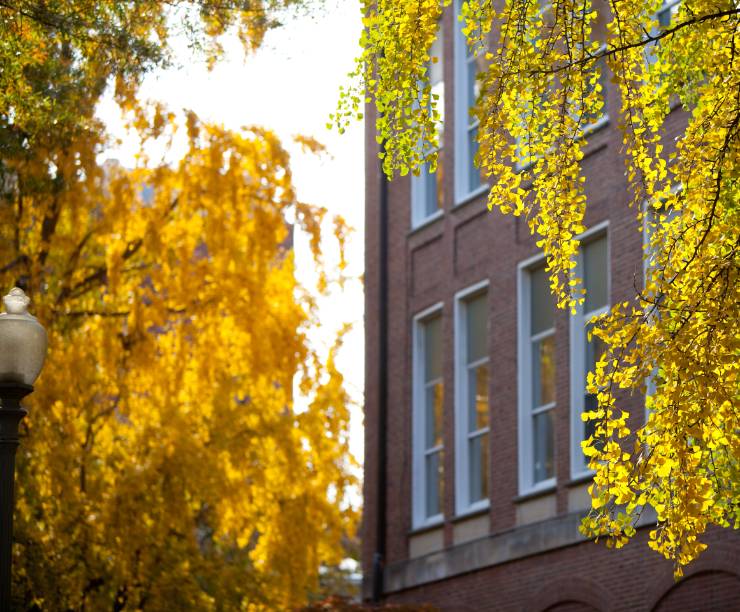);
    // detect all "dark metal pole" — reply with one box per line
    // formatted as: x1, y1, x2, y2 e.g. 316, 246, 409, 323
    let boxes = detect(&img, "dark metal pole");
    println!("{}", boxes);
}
0, 383, 31, 610
371, 148, 389, 604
